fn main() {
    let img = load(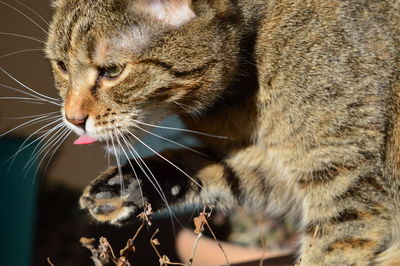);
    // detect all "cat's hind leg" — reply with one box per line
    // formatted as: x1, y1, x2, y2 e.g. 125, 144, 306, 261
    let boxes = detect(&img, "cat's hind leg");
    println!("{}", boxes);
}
374, 213, 400, 266
298, 167, 393, 265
